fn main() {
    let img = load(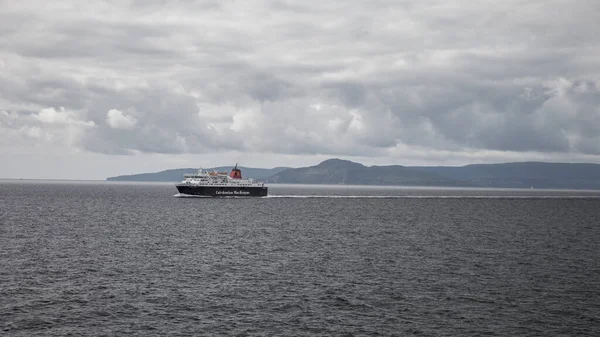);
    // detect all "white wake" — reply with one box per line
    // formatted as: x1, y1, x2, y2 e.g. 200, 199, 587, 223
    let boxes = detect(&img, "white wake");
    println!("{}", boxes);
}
173, 193, 600, 199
